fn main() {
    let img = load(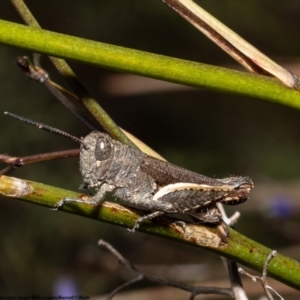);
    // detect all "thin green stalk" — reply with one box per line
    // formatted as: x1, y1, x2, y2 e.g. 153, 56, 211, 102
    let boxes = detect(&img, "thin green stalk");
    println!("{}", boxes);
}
10, 0, 134, 147
10, 0, 40, 27
0, 175, 299, 290
0, 19, 300, 110
162, 0, 299, 89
